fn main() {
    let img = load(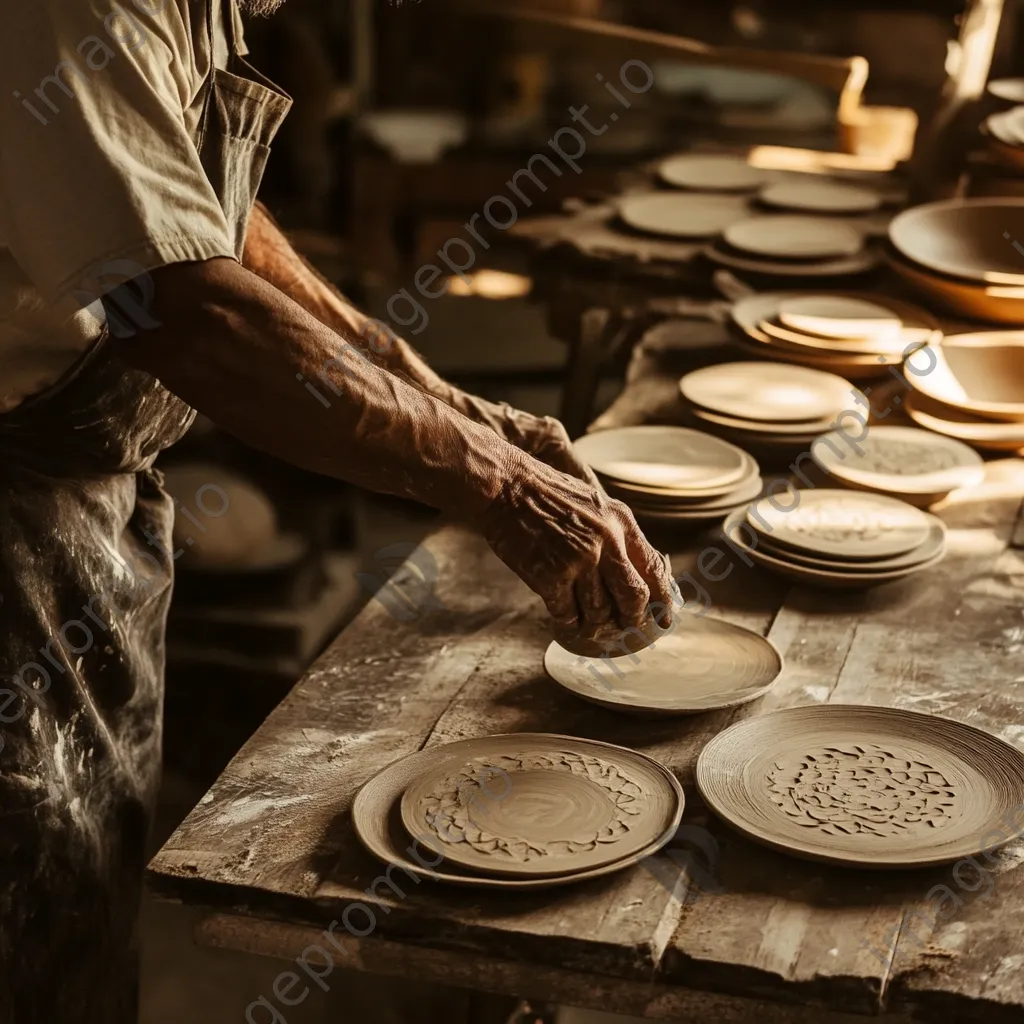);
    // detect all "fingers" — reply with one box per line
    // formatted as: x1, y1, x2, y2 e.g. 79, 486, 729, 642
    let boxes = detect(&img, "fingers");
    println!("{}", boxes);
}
598, 533, 650, 628
541, 577, 581, 633
574, 568, 615, 635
